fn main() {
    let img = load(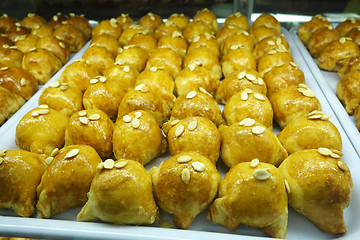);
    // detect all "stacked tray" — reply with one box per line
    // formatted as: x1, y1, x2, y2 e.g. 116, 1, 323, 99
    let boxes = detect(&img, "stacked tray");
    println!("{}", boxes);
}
0, 26, 359, 240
